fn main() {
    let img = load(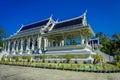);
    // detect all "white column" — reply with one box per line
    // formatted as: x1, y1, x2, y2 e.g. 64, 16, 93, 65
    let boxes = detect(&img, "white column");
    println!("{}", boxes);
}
4, 41, 6, 52
48, 38, 51, 47
20, 38, 23, 55
32, 37, 35, 51
16, 40, 19, 52
51, 40, 53, 47
26, 37, 30, 54
49, 39, 53, 47
85, 36, 89, 45
8, 41, 10, 52
38, 35, 42, 54
46, 38, 49, 48
61, 40, 64, 46
81, 35, 85, 45
44, 37, 47, 51
12, 40, 16, 55
62, 34, 66, 46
